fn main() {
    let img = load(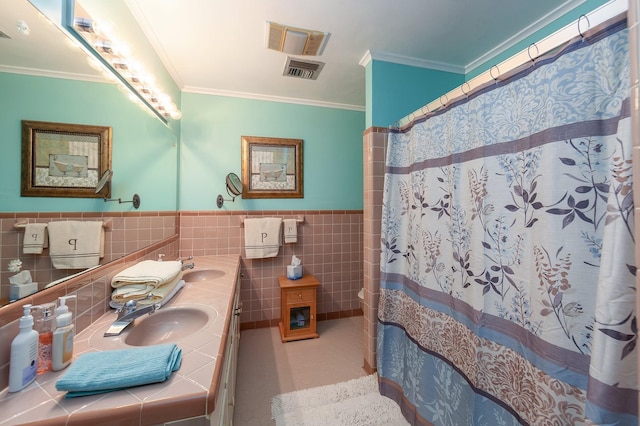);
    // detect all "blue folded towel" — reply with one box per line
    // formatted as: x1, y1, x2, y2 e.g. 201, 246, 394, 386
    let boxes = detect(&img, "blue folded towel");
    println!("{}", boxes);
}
55, 343, 182, 398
